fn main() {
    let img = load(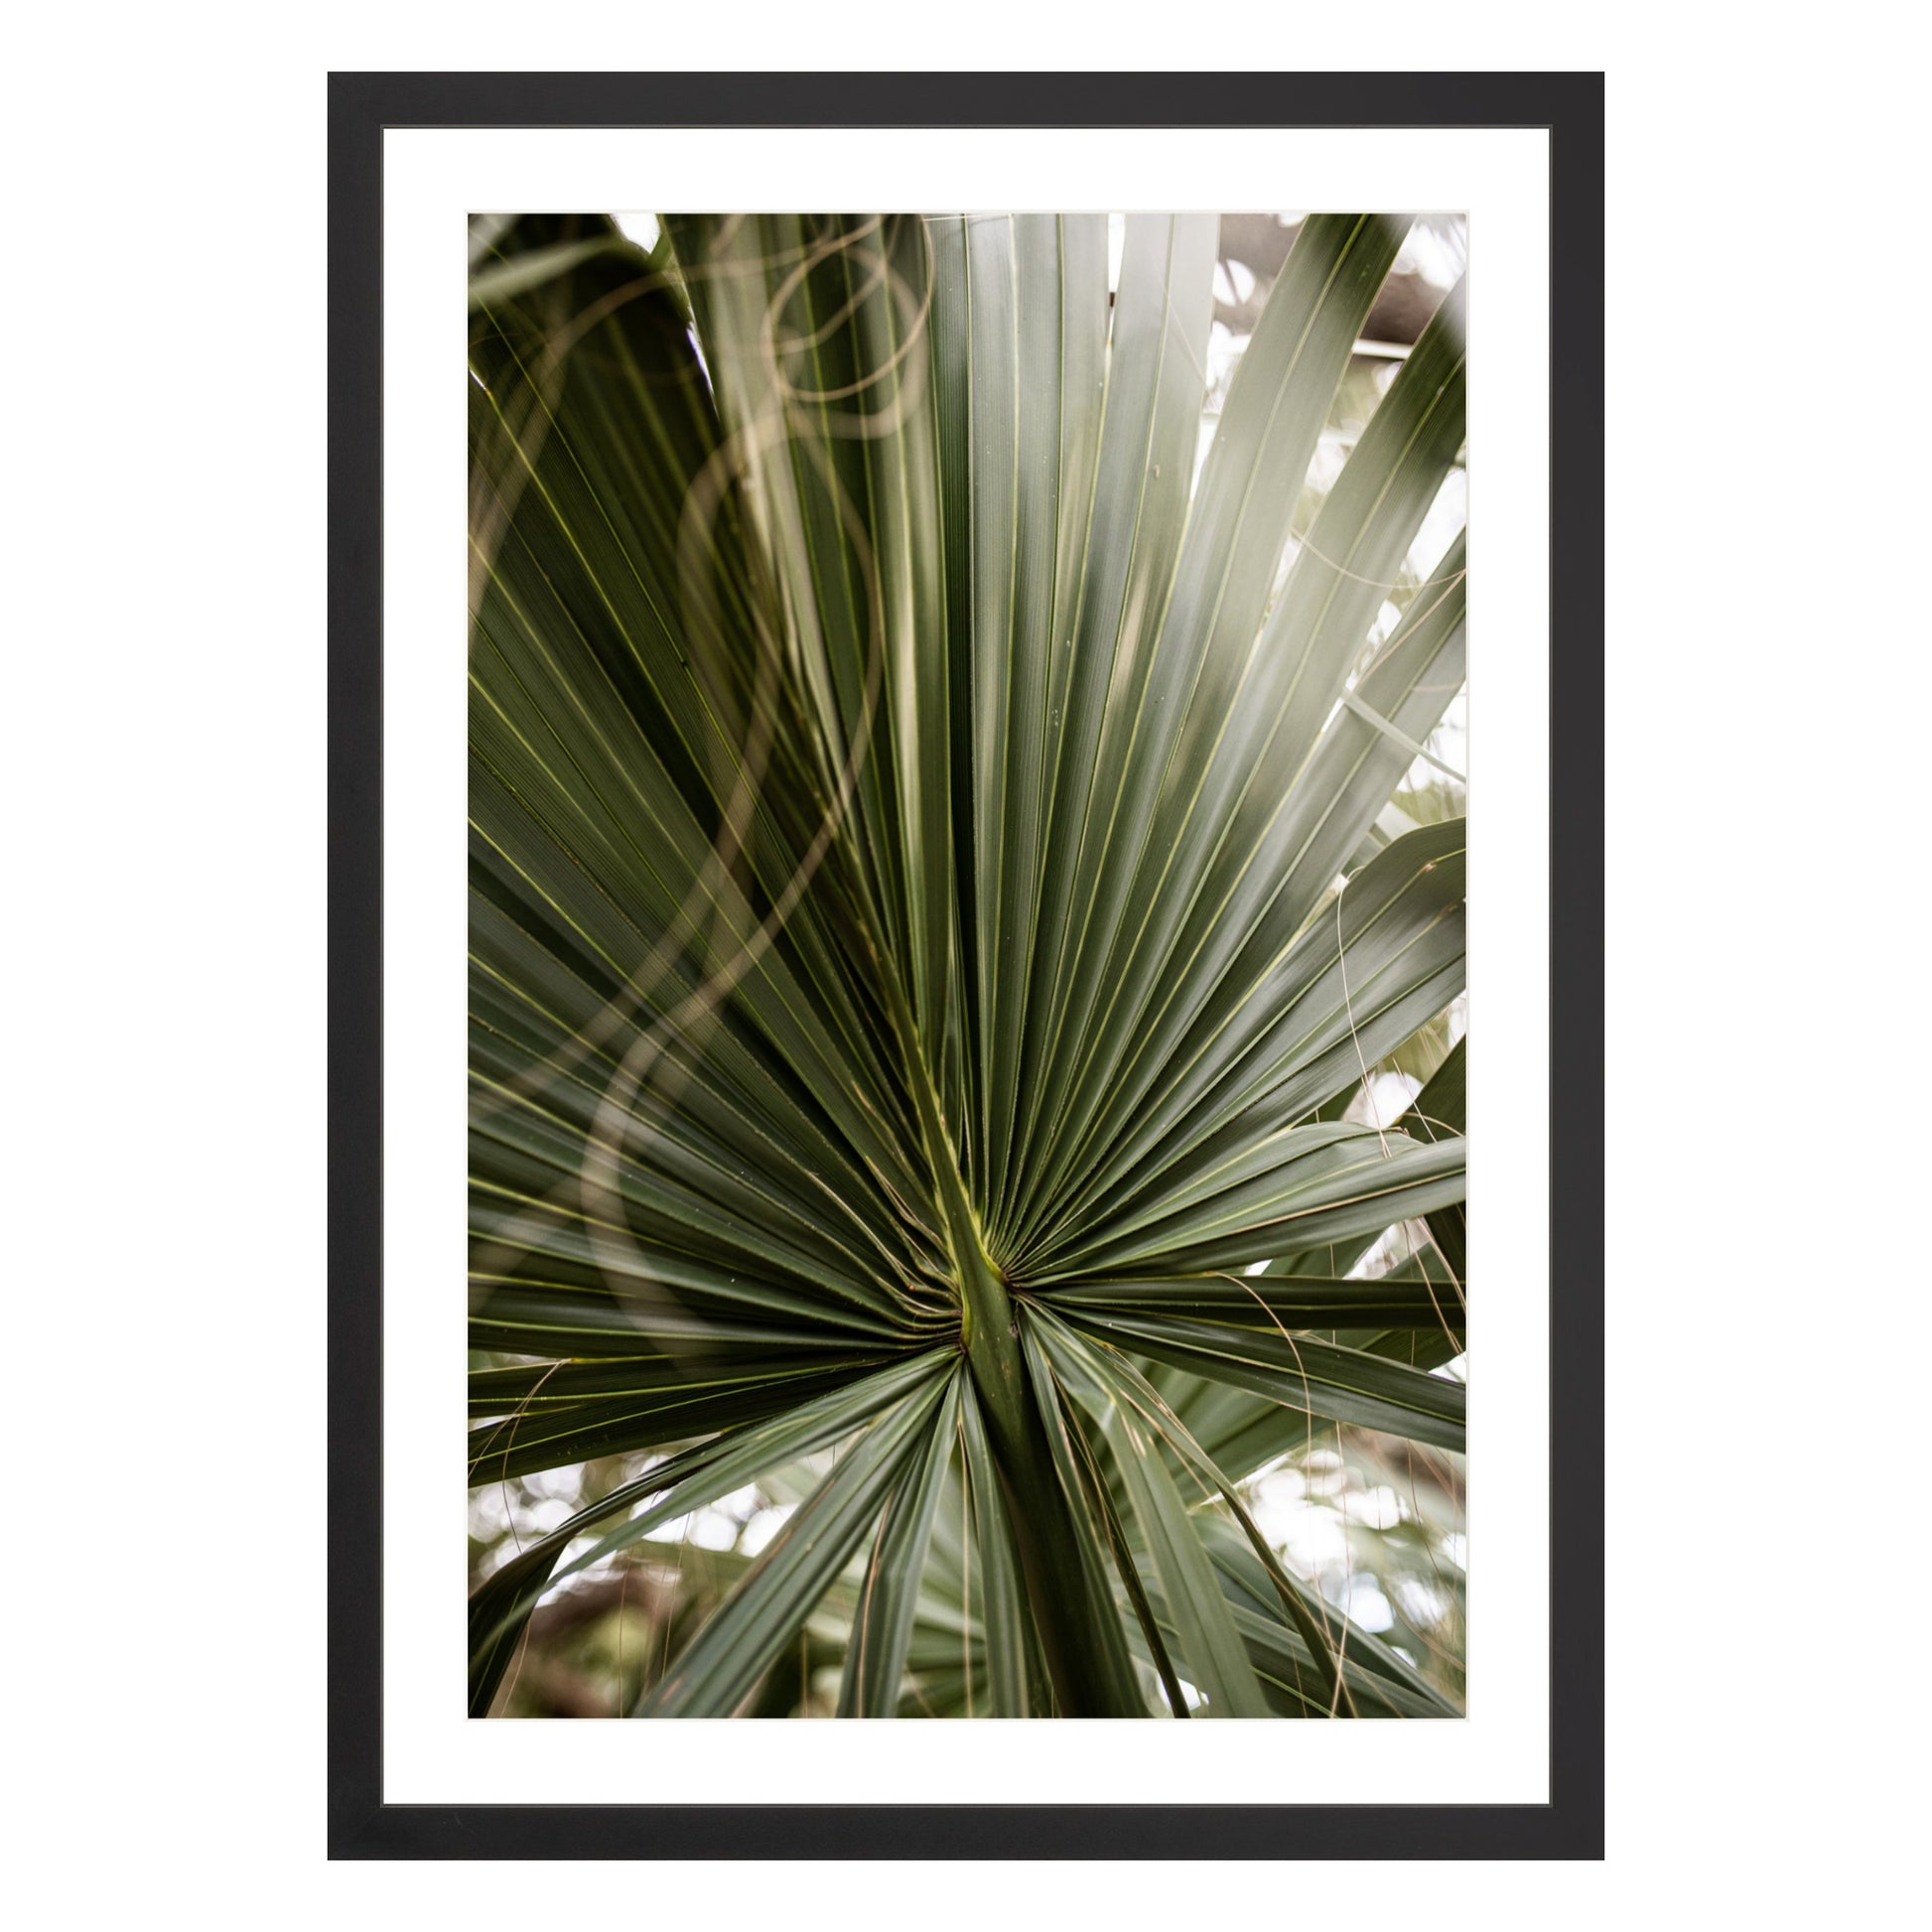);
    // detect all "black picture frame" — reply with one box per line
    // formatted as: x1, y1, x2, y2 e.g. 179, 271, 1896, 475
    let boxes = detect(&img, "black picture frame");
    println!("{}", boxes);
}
330, 69, 1603, 1861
